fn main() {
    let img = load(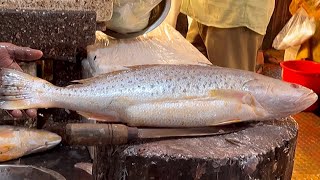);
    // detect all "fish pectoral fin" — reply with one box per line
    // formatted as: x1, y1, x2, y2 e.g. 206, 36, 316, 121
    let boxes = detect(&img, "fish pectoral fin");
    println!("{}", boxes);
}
0, 144, 15, 154
207, 119, 243, 126
70, 78, 96, 84
74, 162, 93, 175
0, 154, 16, 162
208, 89, 261, 107
197, 62, 215, 66
209, 89, 267, 117
70, 72, 111, 84
0, 150, 23, 162
77, 111, 120, 122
